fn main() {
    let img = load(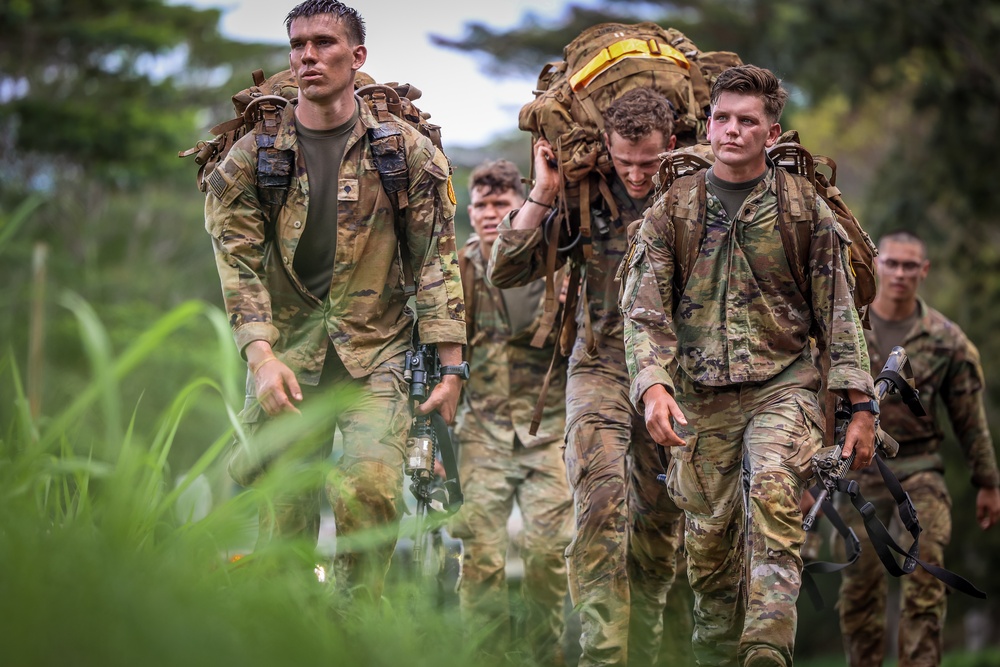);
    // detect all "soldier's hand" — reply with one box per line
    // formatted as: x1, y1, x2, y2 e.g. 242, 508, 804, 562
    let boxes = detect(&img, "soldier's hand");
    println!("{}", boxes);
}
246, 341, 302, 417
642, 384, 687, 448
531, 138, 561, 203
976, 486, 1000, 530
416, 374, 462, 424
843, 411, 875, 470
